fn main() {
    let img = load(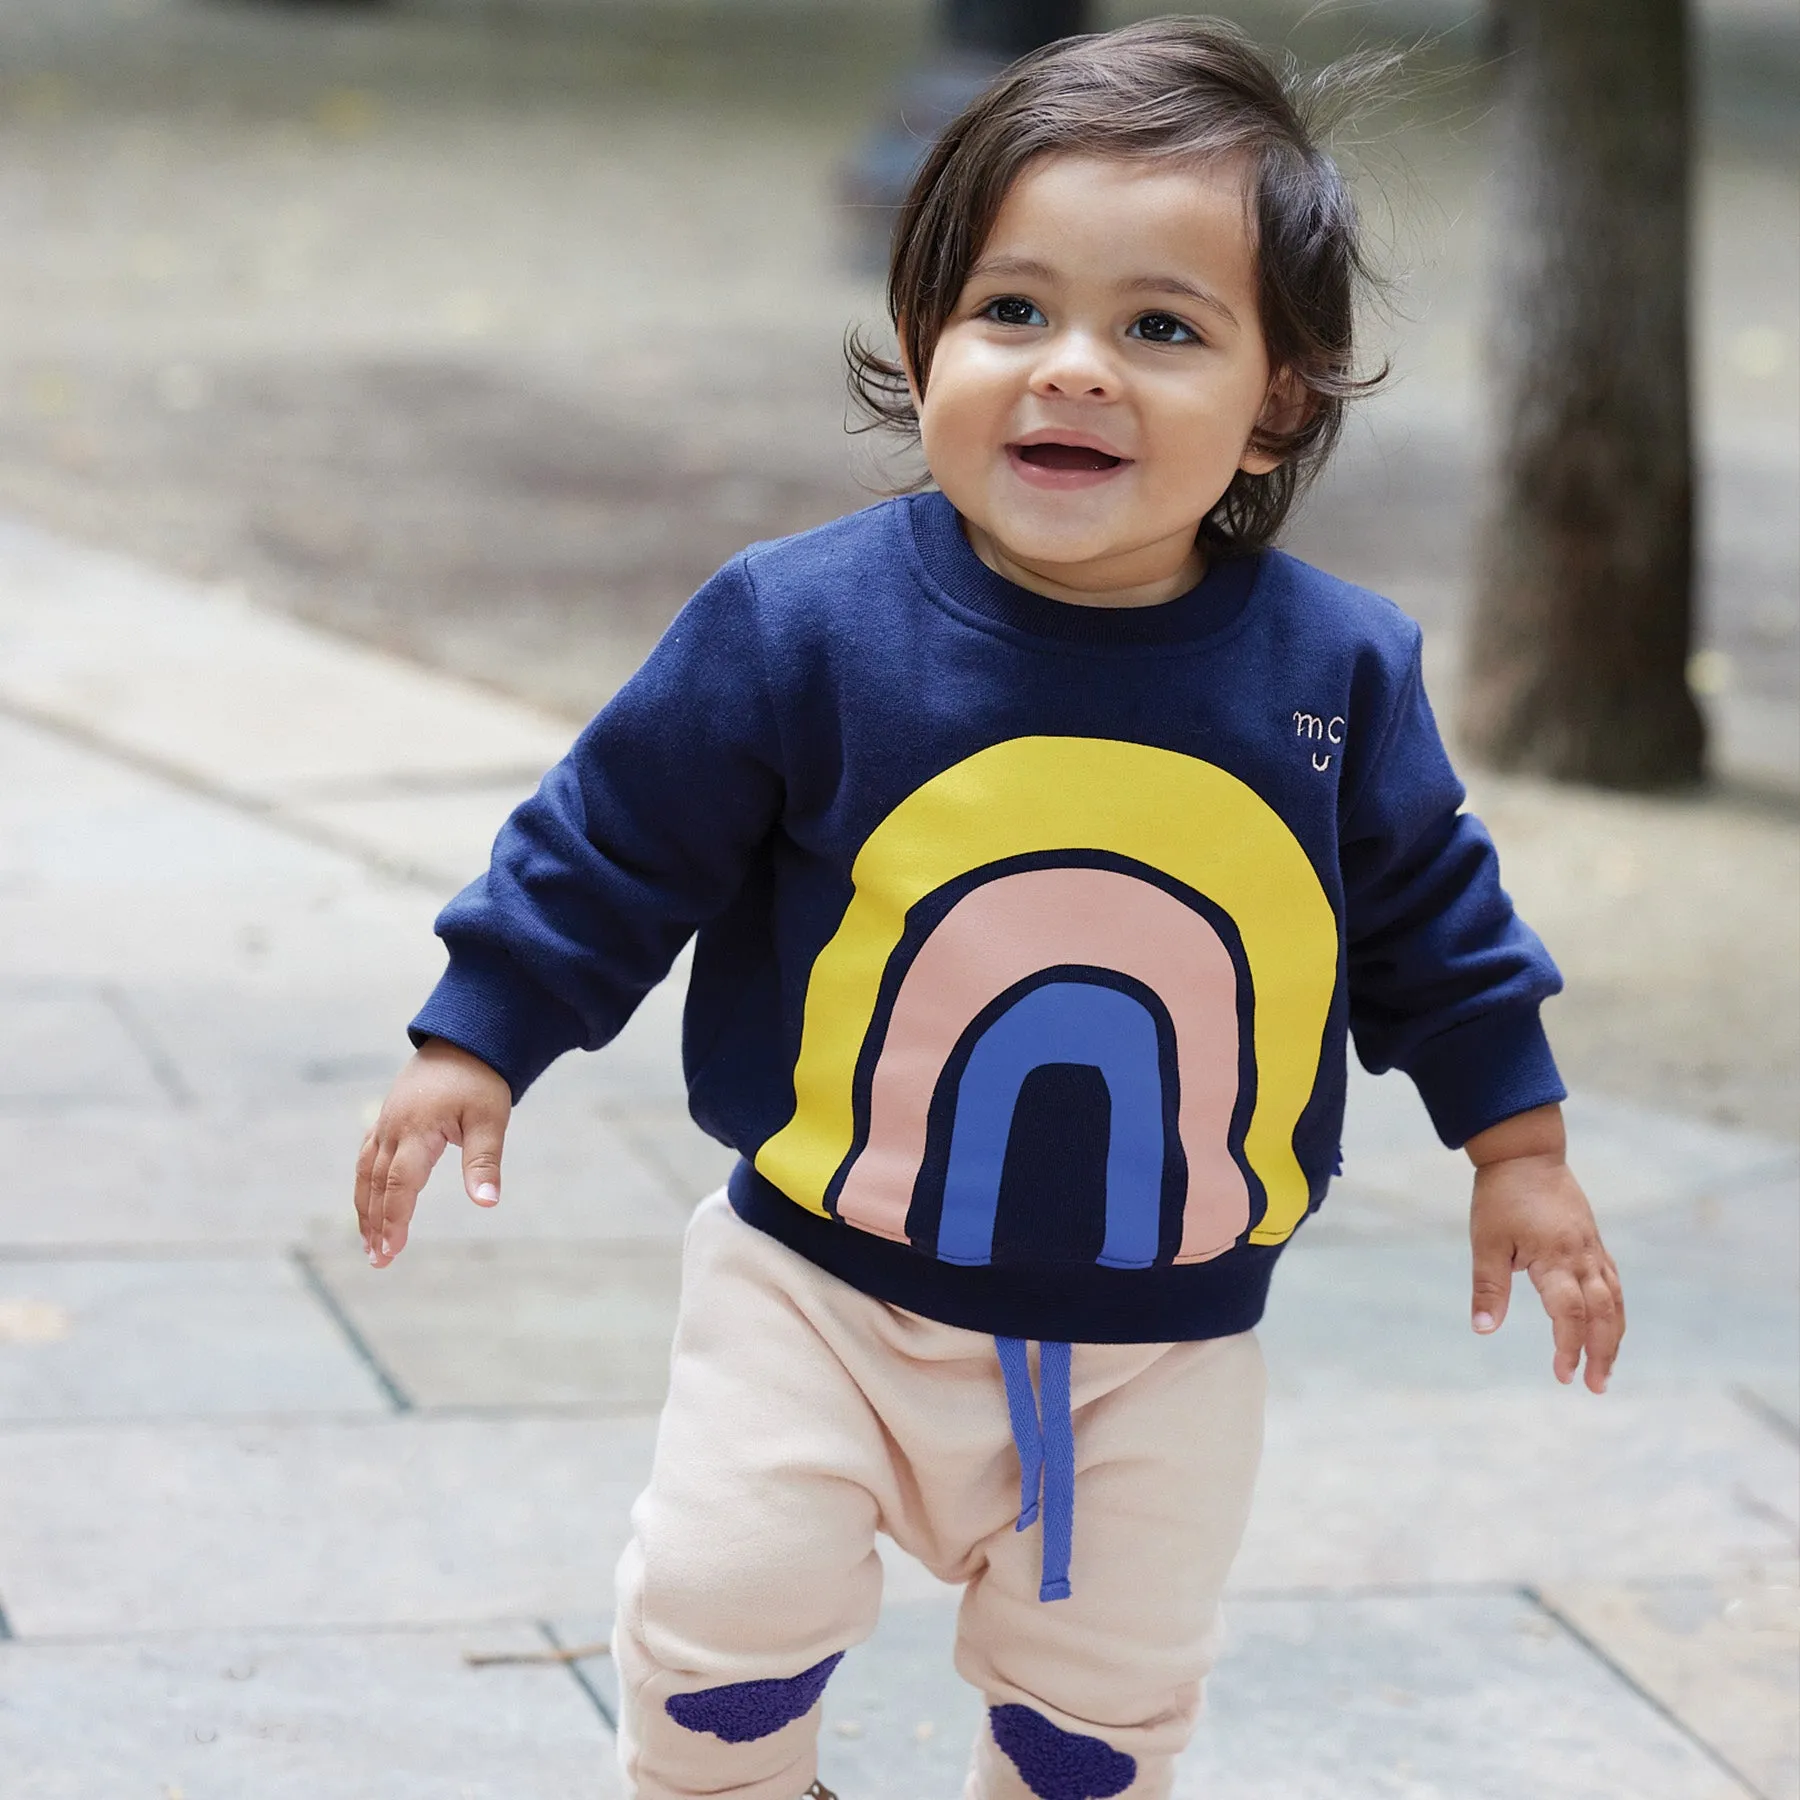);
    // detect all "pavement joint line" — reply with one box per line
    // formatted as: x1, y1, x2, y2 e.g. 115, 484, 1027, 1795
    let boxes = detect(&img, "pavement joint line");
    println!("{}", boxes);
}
5, 1614, 600, 1649
0, 1409, 445, 1431
1523, 1584, 1768, 1800
0, 1403, 664, 1432
0, 1240, 668, 1261
1732, 1383, 1800, 1447
1221, 1578, 1529, 1604
97, 980, 197, 1110
537, 1618, 617, 1734
288, 1246, 415, 1414
0, 1096, 184, 1116
275, 764, 562, 802
0, 1577, 1748, 1655
0, 691, 460, 896
0, 1242, 331, 1261
1731, 1481, 1800, 1542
